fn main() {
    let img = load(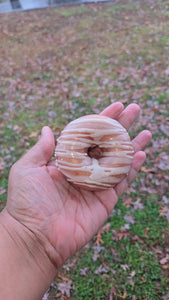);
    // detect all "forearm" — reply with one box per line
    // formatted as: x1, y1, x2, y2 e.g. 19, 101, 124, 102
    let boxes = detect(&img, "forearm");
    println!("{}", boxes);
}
0, 208, 57, 300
